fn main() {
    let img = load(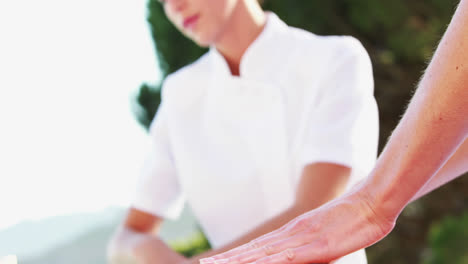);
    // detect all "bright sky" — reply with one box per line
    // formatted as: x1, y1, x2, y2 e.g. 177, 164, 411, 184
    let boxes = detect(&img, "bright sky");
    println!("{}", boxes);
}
0, 0, 161, 231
